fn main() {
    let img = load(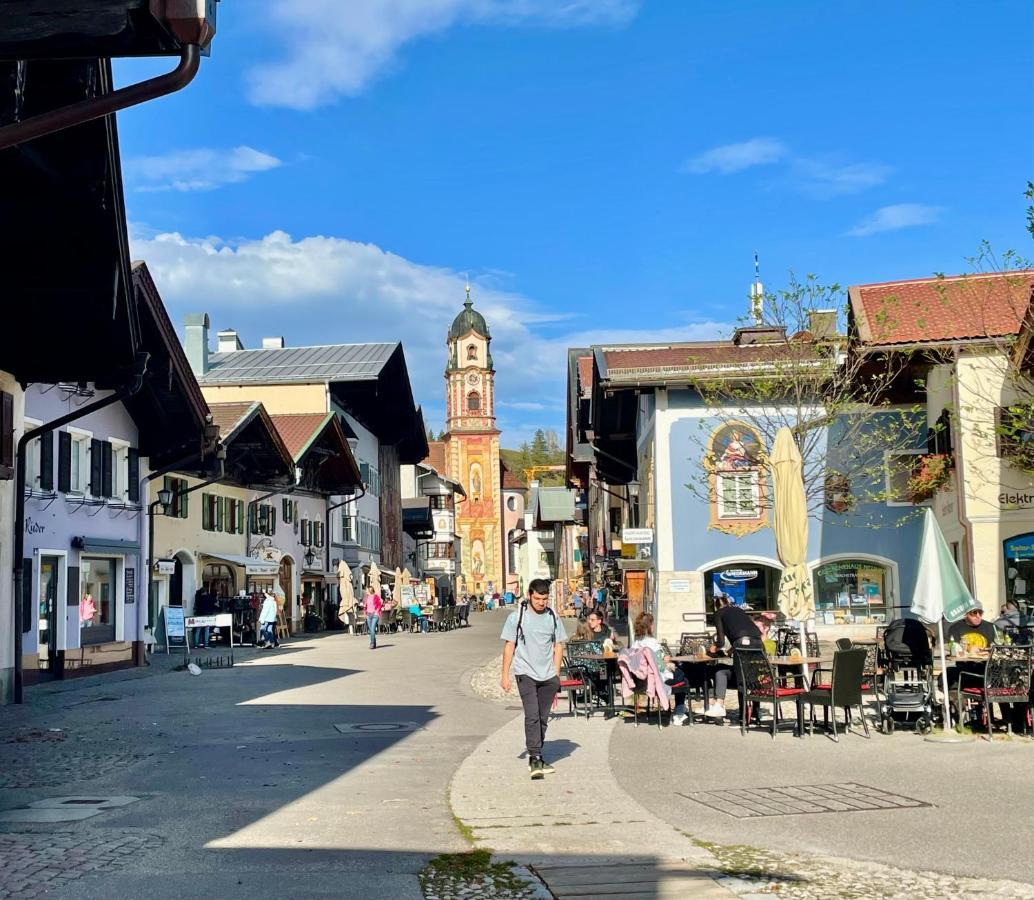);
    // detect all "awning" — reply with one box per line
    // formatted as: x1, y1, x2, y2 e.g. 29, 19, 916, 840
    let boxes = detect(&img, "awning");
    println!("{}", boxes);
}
73, 537, 141, 554
537, 489, 577, 525
201, 553, 279, 576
